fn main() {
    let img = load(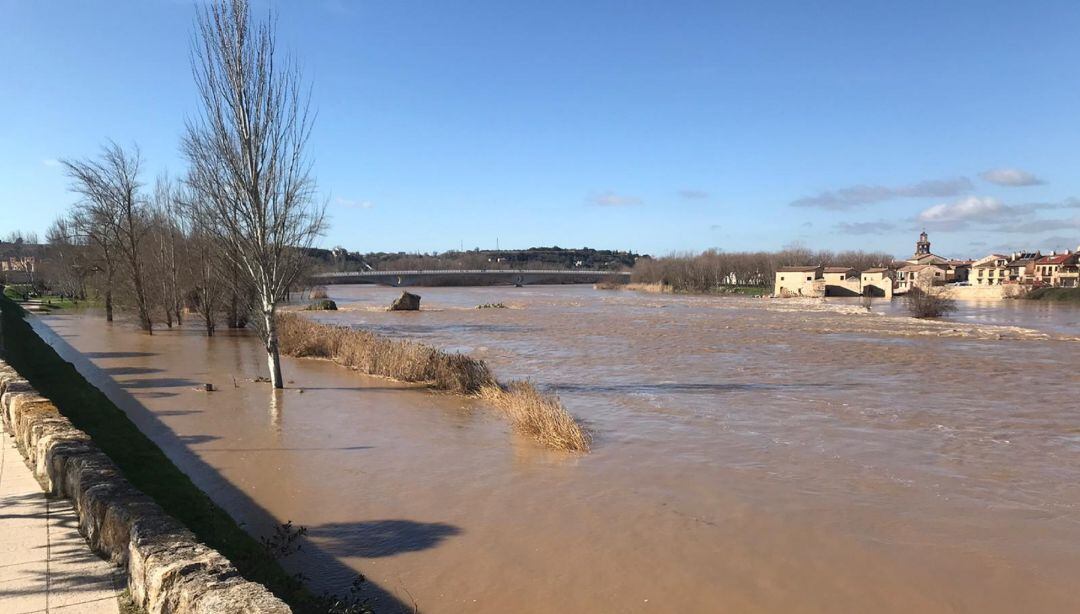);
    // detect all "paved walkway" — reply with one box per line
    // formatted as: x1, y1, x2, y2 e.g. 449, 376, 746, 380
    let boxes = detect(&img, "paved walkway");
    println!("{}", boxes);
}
0, 427, 121, 614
